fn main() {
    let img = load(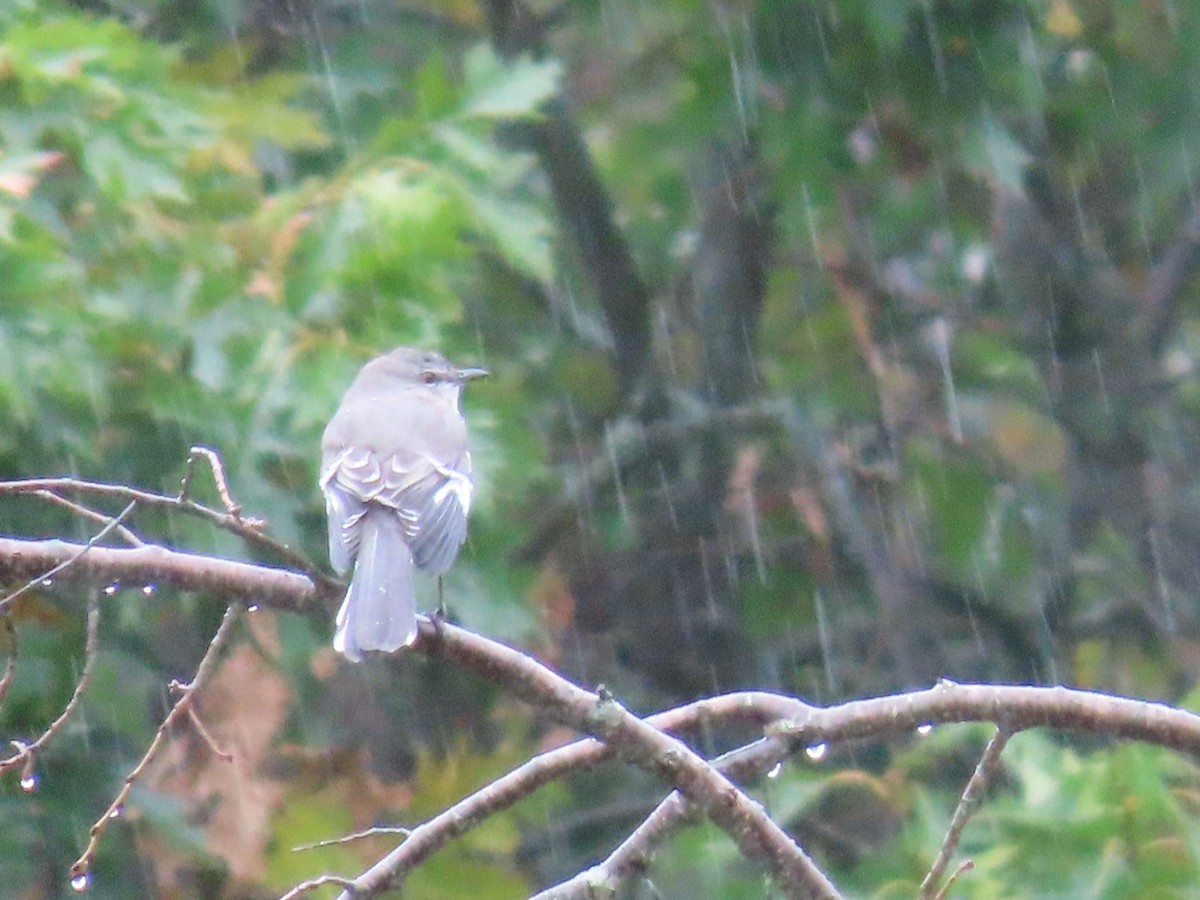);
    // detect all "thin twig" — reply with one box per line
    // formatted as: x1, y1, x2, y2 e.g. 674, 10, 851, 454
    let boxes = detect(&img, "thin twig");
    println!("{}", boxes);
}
933, 860, 974, 900
278, 874, 359, 899
293, 826, 412, 852
0, 476, 339, 594
34, 490, 145, 547
180, 445, 245, 518
0, 588, 102, 779
69, 602, 241, 884
0, 617, 16, 709
186, 706, 234, 763
0, 501, 137, 613
918, 726, 1013, 899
